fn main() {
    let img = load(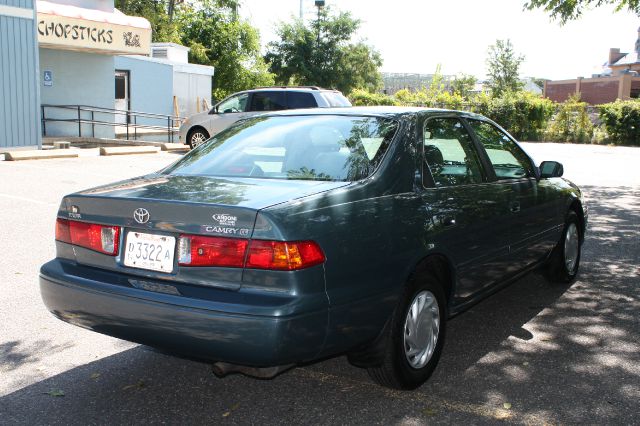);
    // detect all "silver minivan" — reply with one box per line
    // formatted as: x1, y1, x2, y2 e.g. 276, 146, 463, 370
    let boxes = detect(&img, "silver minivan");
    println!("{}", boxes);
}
179, 87, 352, 148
